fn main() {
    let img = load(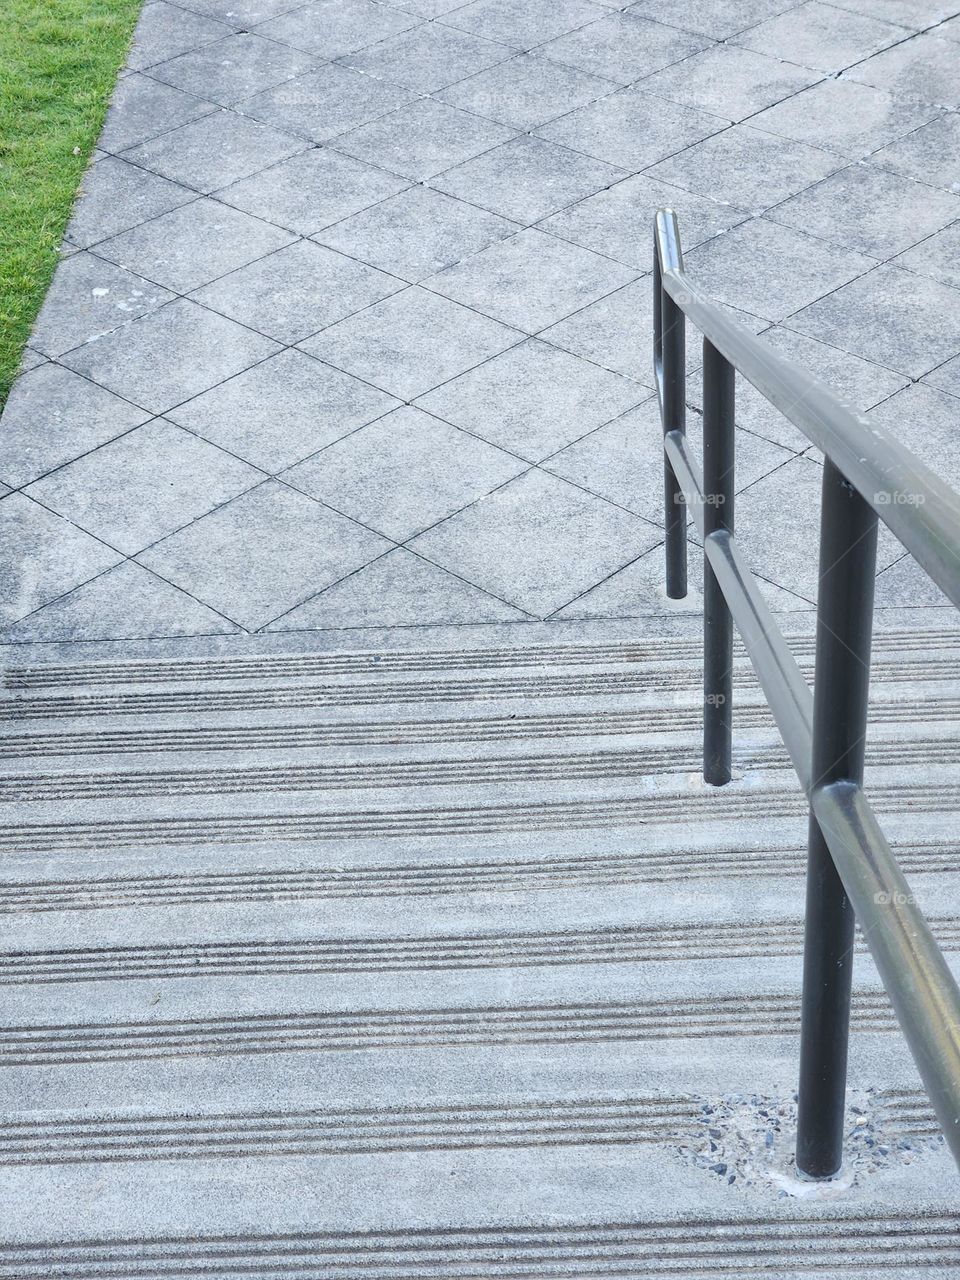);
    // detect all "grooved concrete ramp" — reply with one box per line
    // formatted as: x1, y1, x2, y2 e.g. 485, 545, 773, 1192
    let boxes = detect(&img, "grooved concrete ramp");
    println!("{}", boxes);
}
1, 616, 959, 1271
